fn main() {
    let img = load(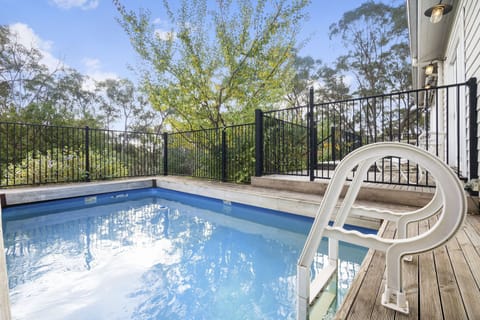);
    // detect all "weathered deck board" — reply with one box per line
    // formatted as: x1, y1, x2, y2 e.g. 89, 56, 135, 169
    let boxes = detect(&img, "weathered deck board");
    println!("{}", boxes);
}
339, 222, 397, 320
432, 215, 467, 320
395, 222, 419, 320
418, 219, 443, 319
456, 229, 480, 286
337, 214, 480, 320
446, 233, 480, 319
